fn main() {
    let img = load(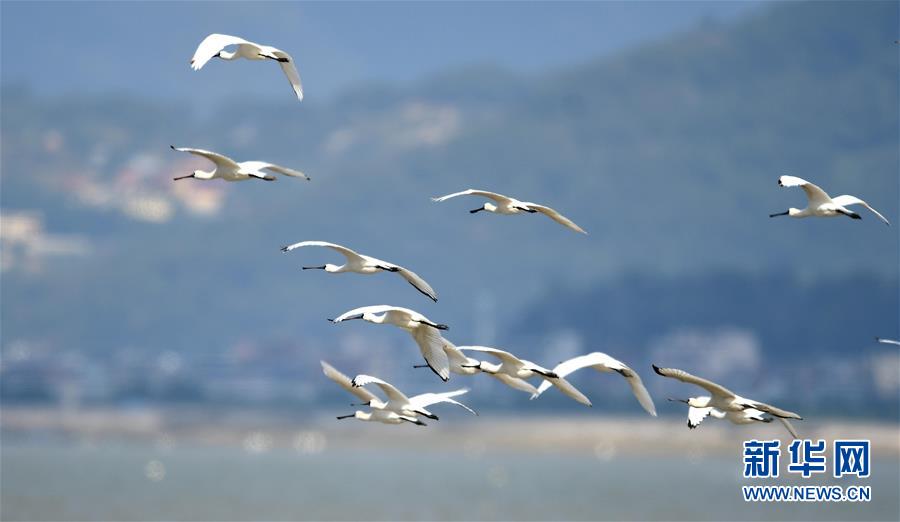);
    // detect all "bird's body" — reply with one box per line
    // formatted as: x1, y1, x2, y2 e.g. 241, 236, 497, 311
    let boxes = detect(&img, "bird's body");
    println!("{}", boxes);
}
770, 175, 889, 225
329, 305, 451, 381
432, 189, 587, 234
281, 241, 437, 301
460, 346, 590, 404
337, 409, 426, 425
170, 146, 309, 182
530, 352, 657, 416
350, 374, 477, 420
654, 365, 802, 438
190, 34, 303, 101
